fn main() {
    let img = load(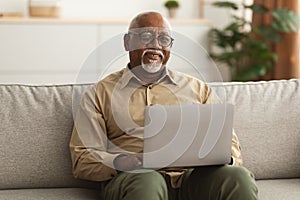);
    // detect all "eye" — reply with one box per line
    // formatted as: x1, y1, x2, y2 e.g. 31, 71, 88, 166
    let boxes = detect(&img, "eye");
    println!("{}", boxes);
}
139, 32, 154, 44
159, 35, 172, 46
